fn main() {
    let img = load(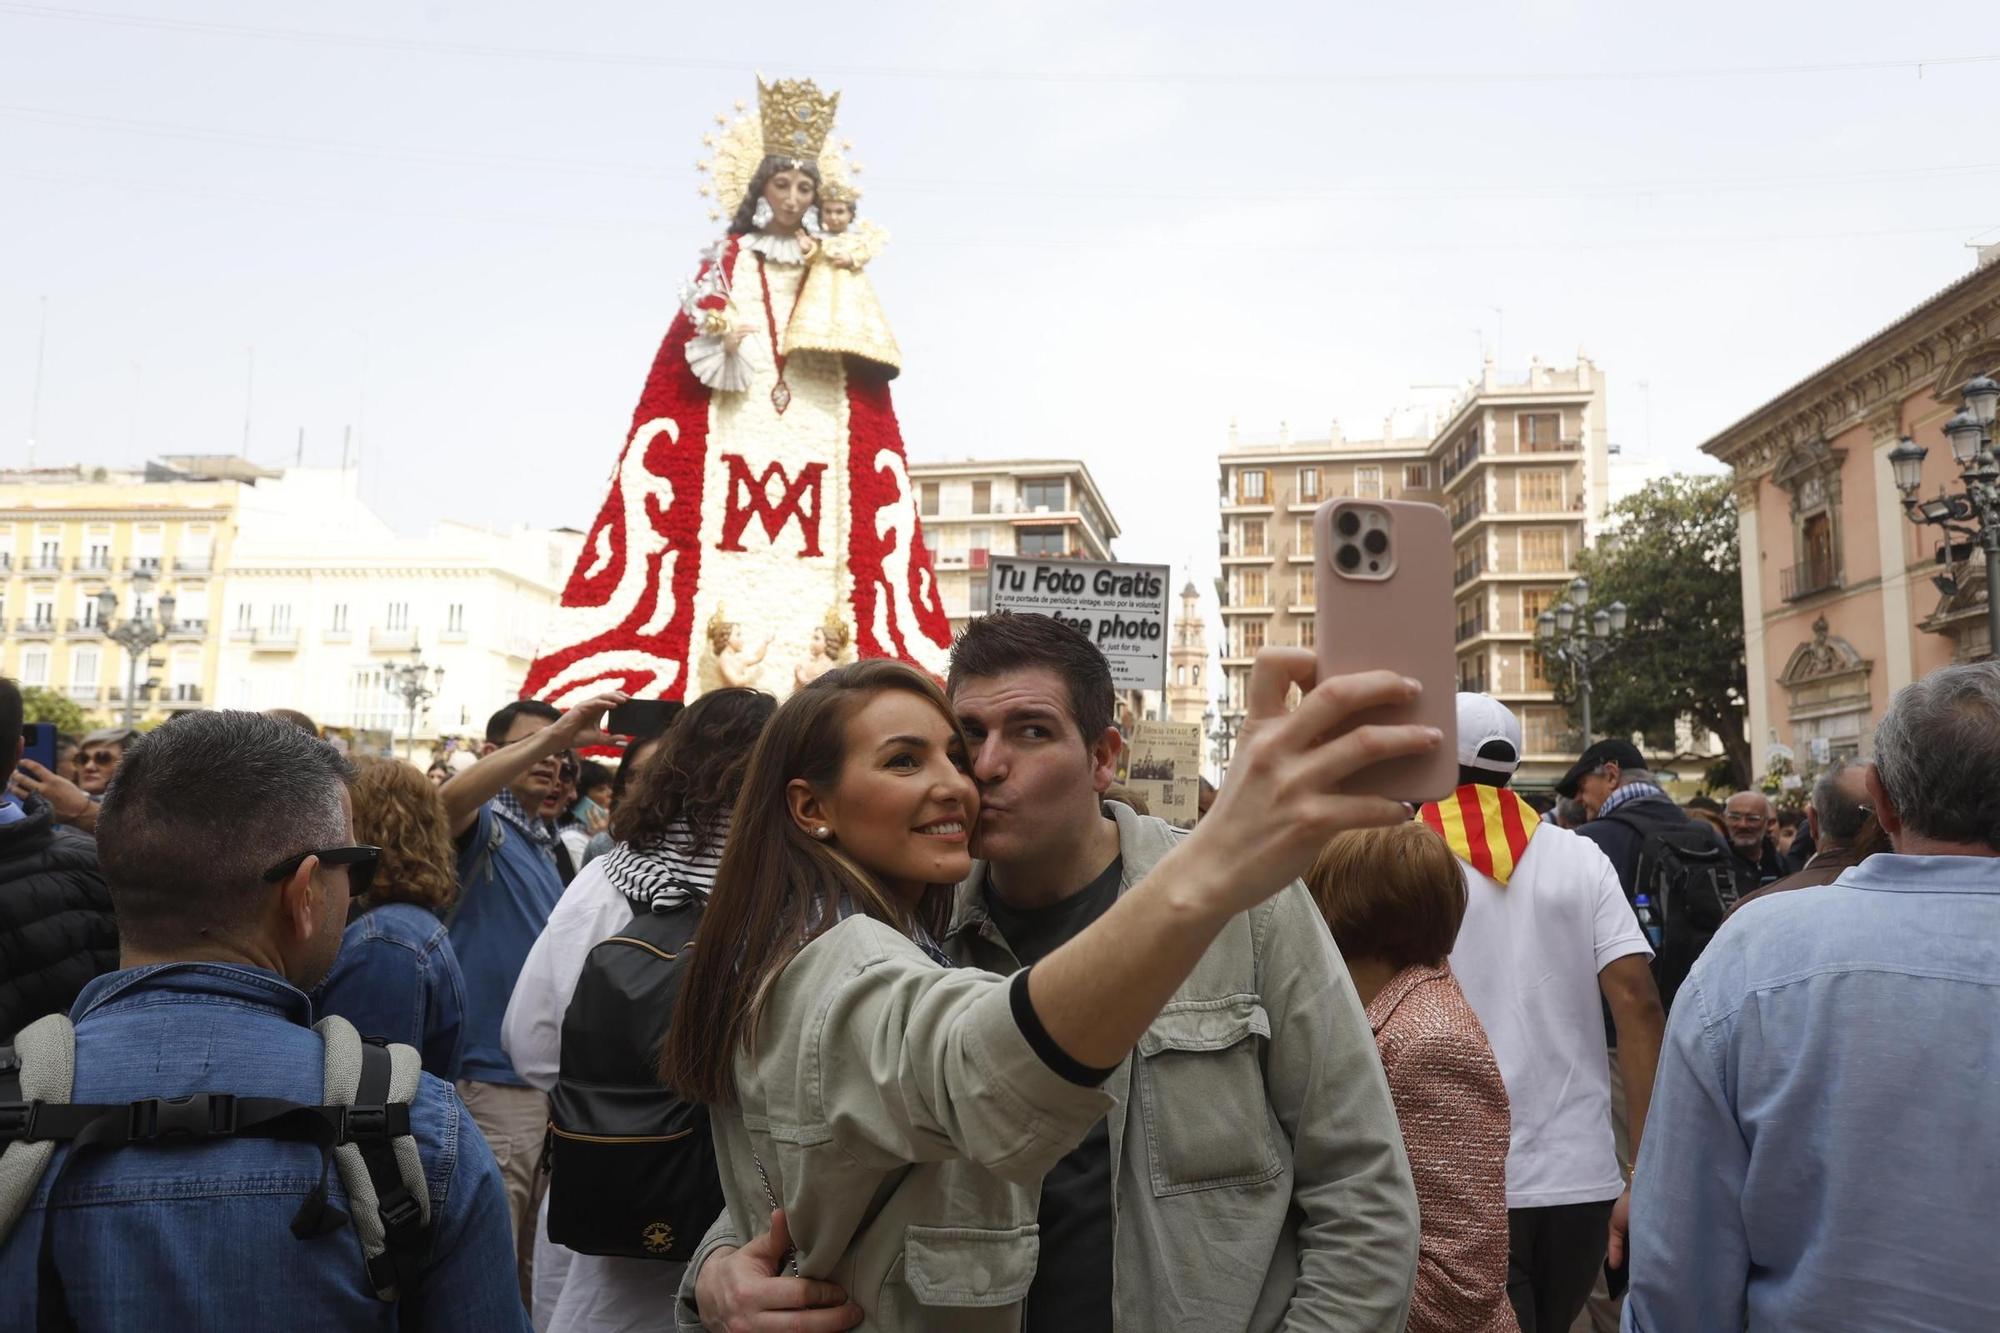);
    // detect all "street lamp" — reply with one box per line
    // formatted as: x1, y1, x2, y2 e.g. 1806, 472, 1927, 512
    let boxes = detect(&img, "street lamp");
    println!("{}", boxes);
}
385, 650, 445, 763
1535, 577, 1626, 743
1207, 707, 1242, 773
1888, 374, 2000, 661
99, 574, 176, 727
